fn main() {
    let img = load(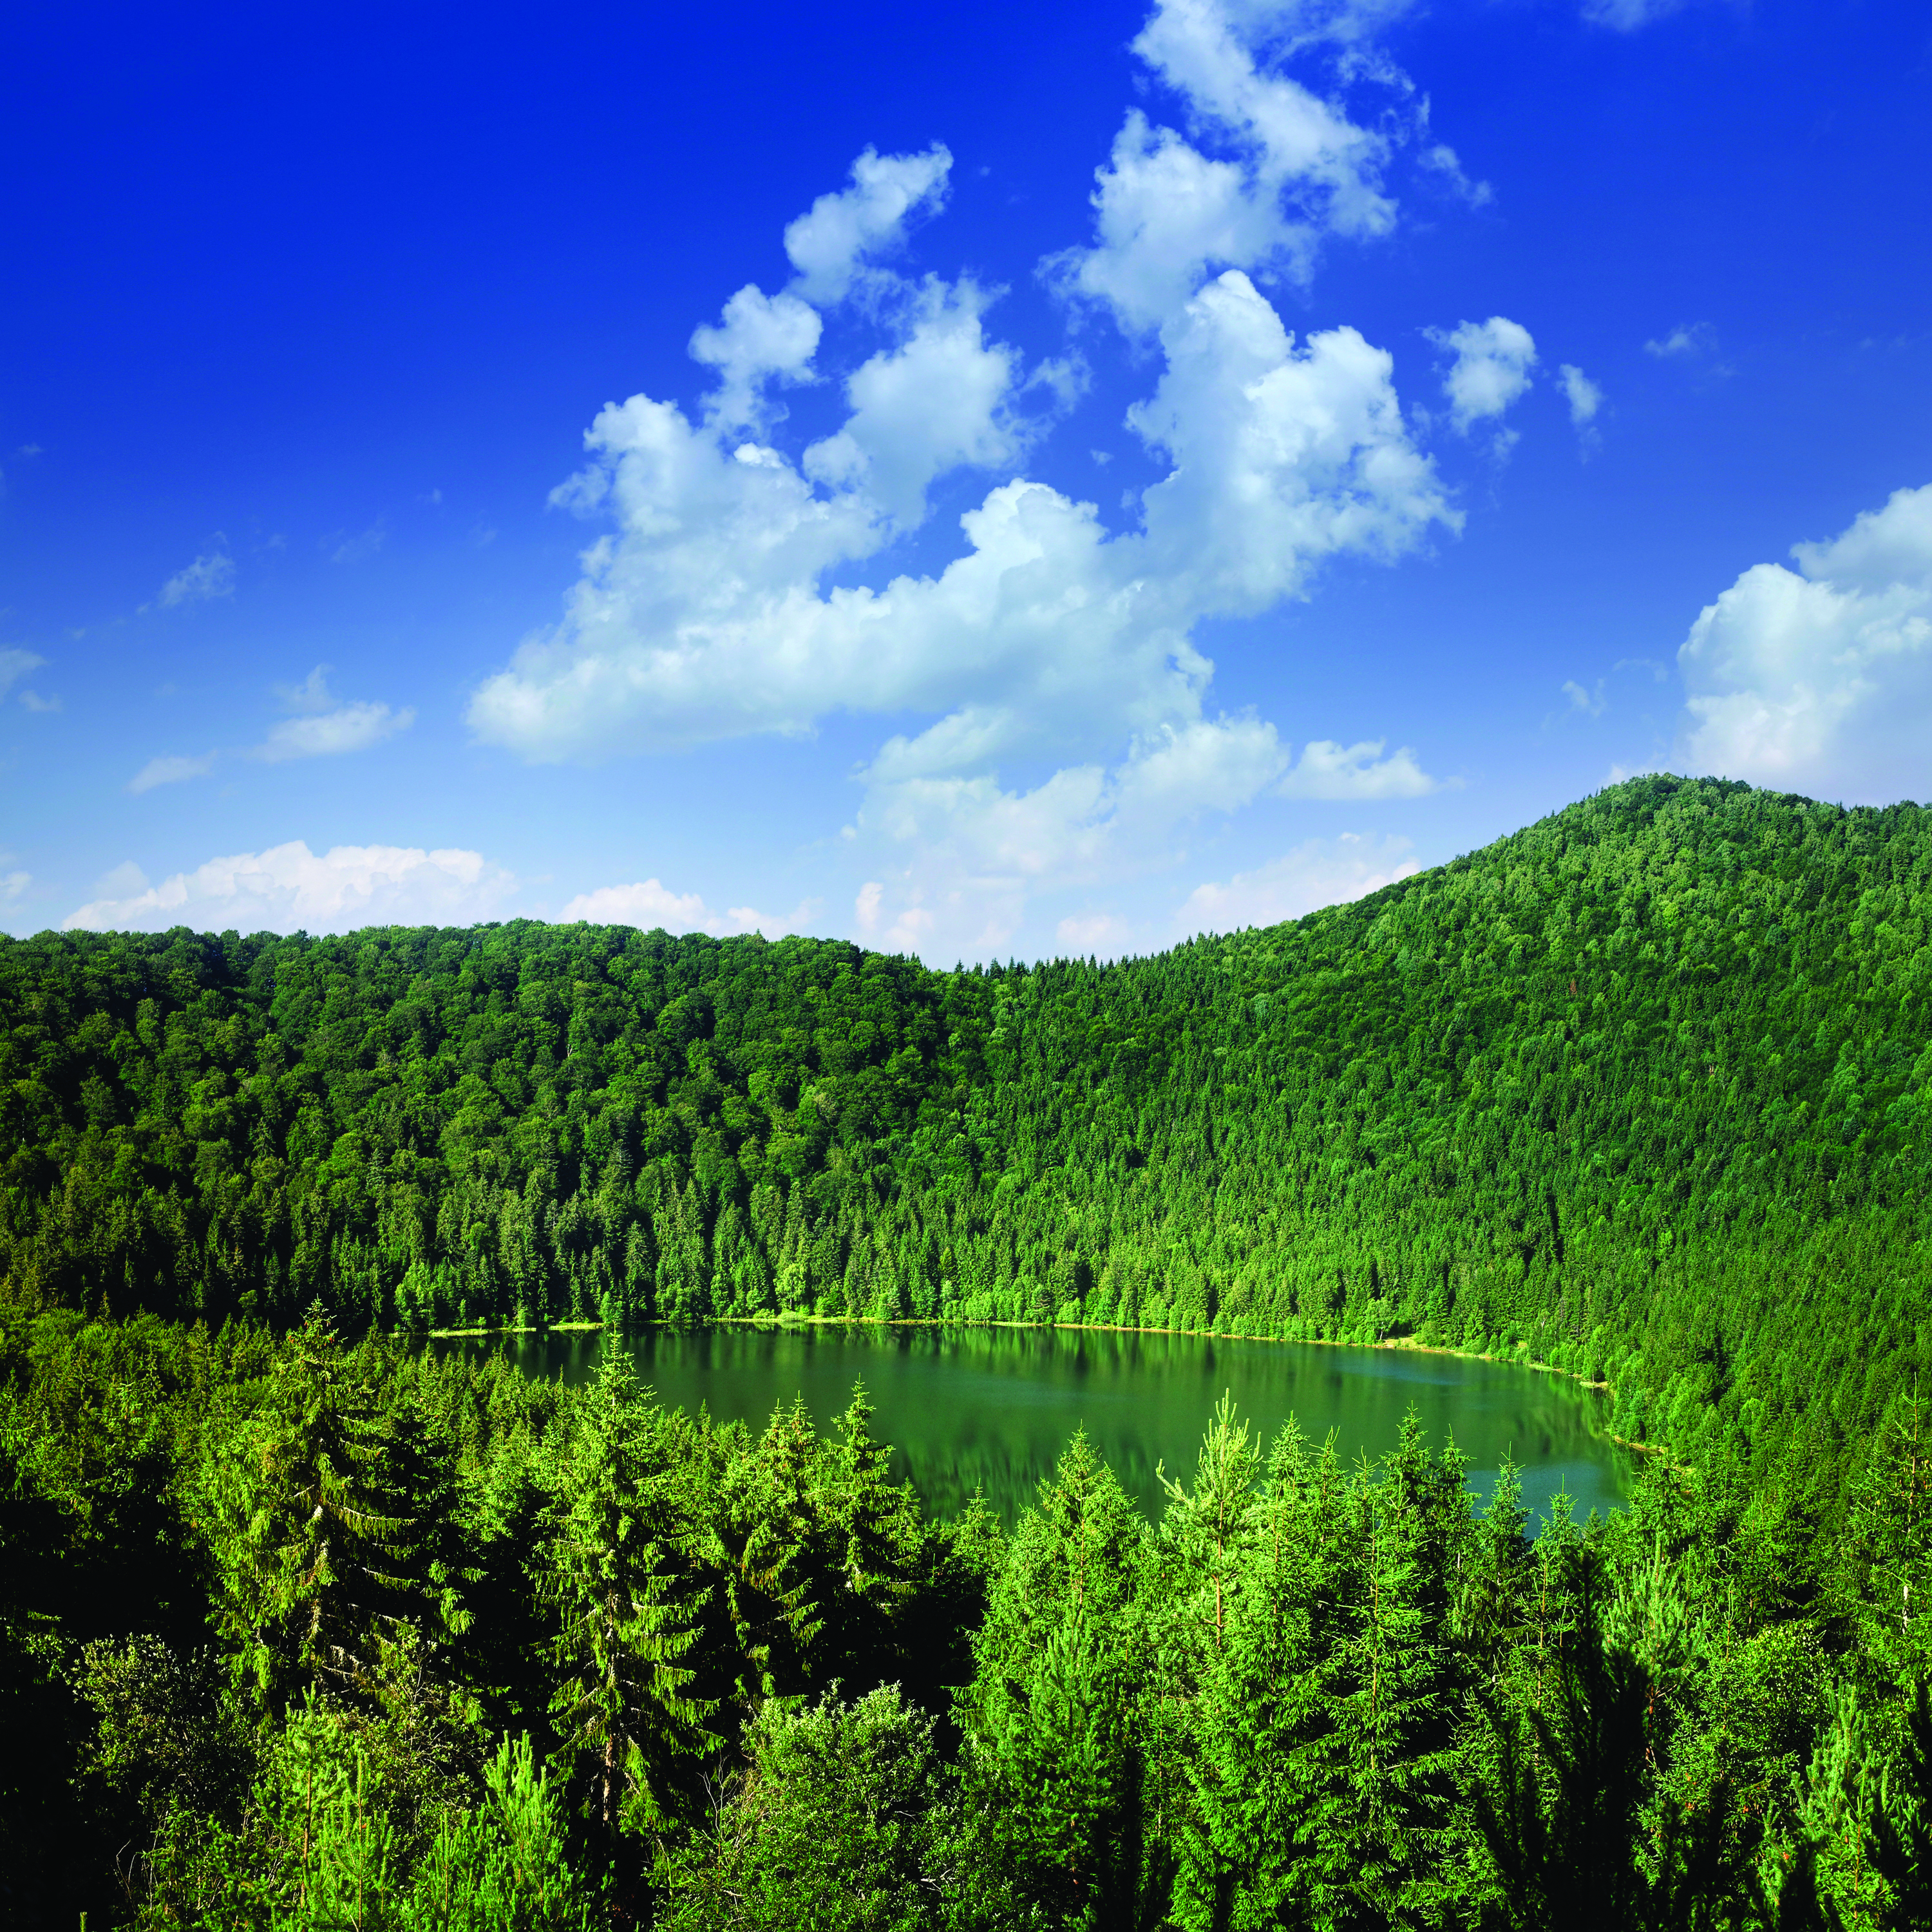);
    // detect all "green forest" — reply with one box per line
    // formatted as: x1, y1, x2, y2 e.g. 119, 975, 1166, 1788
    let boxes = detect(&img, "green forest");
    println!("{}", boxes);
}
5, 772, 1932, 1926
